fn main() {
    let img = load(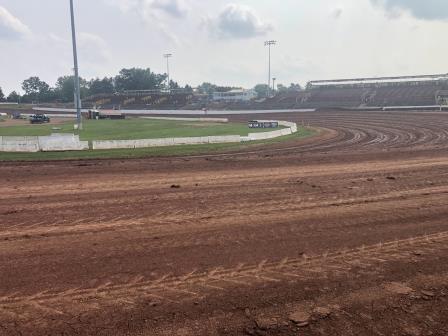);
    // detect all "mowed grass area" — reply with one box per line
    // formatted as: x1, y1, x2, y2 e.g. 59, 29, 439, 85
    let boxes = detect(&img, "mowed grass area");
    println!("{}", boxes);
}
0, 118, 280, 140
0, 127, 316, 161
0, 104, 32, 110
